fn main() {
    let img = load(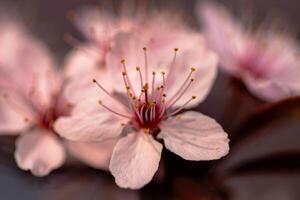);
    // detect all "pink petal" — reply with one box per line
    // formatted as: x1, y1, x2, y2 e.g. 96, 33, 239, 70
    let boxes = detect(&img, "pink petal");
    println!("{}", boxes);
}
65, 138, 118, 170
243, 75, 294, 102
63, 44, 103, 79
54, 108, 128, 142
63, 45, 113, 104
0, 99, 30, 133
163, 34, 218, 108
158, 111, 229, 161
197, 2, 246, 75
0, 20, 59, 108
109, 132, 162, 189
15, 129, 65, 176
